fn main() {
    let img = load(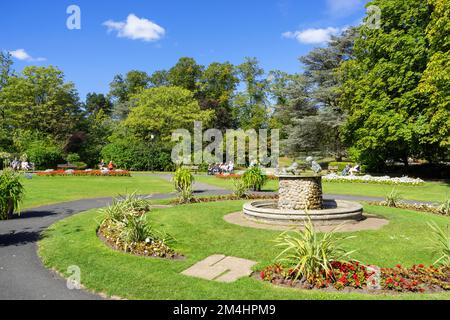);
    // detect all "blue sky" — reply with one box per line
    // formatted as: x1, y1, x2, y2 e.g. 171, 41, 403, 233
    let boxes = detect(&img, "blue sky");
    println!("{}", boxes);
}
0, 0, 368, 100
